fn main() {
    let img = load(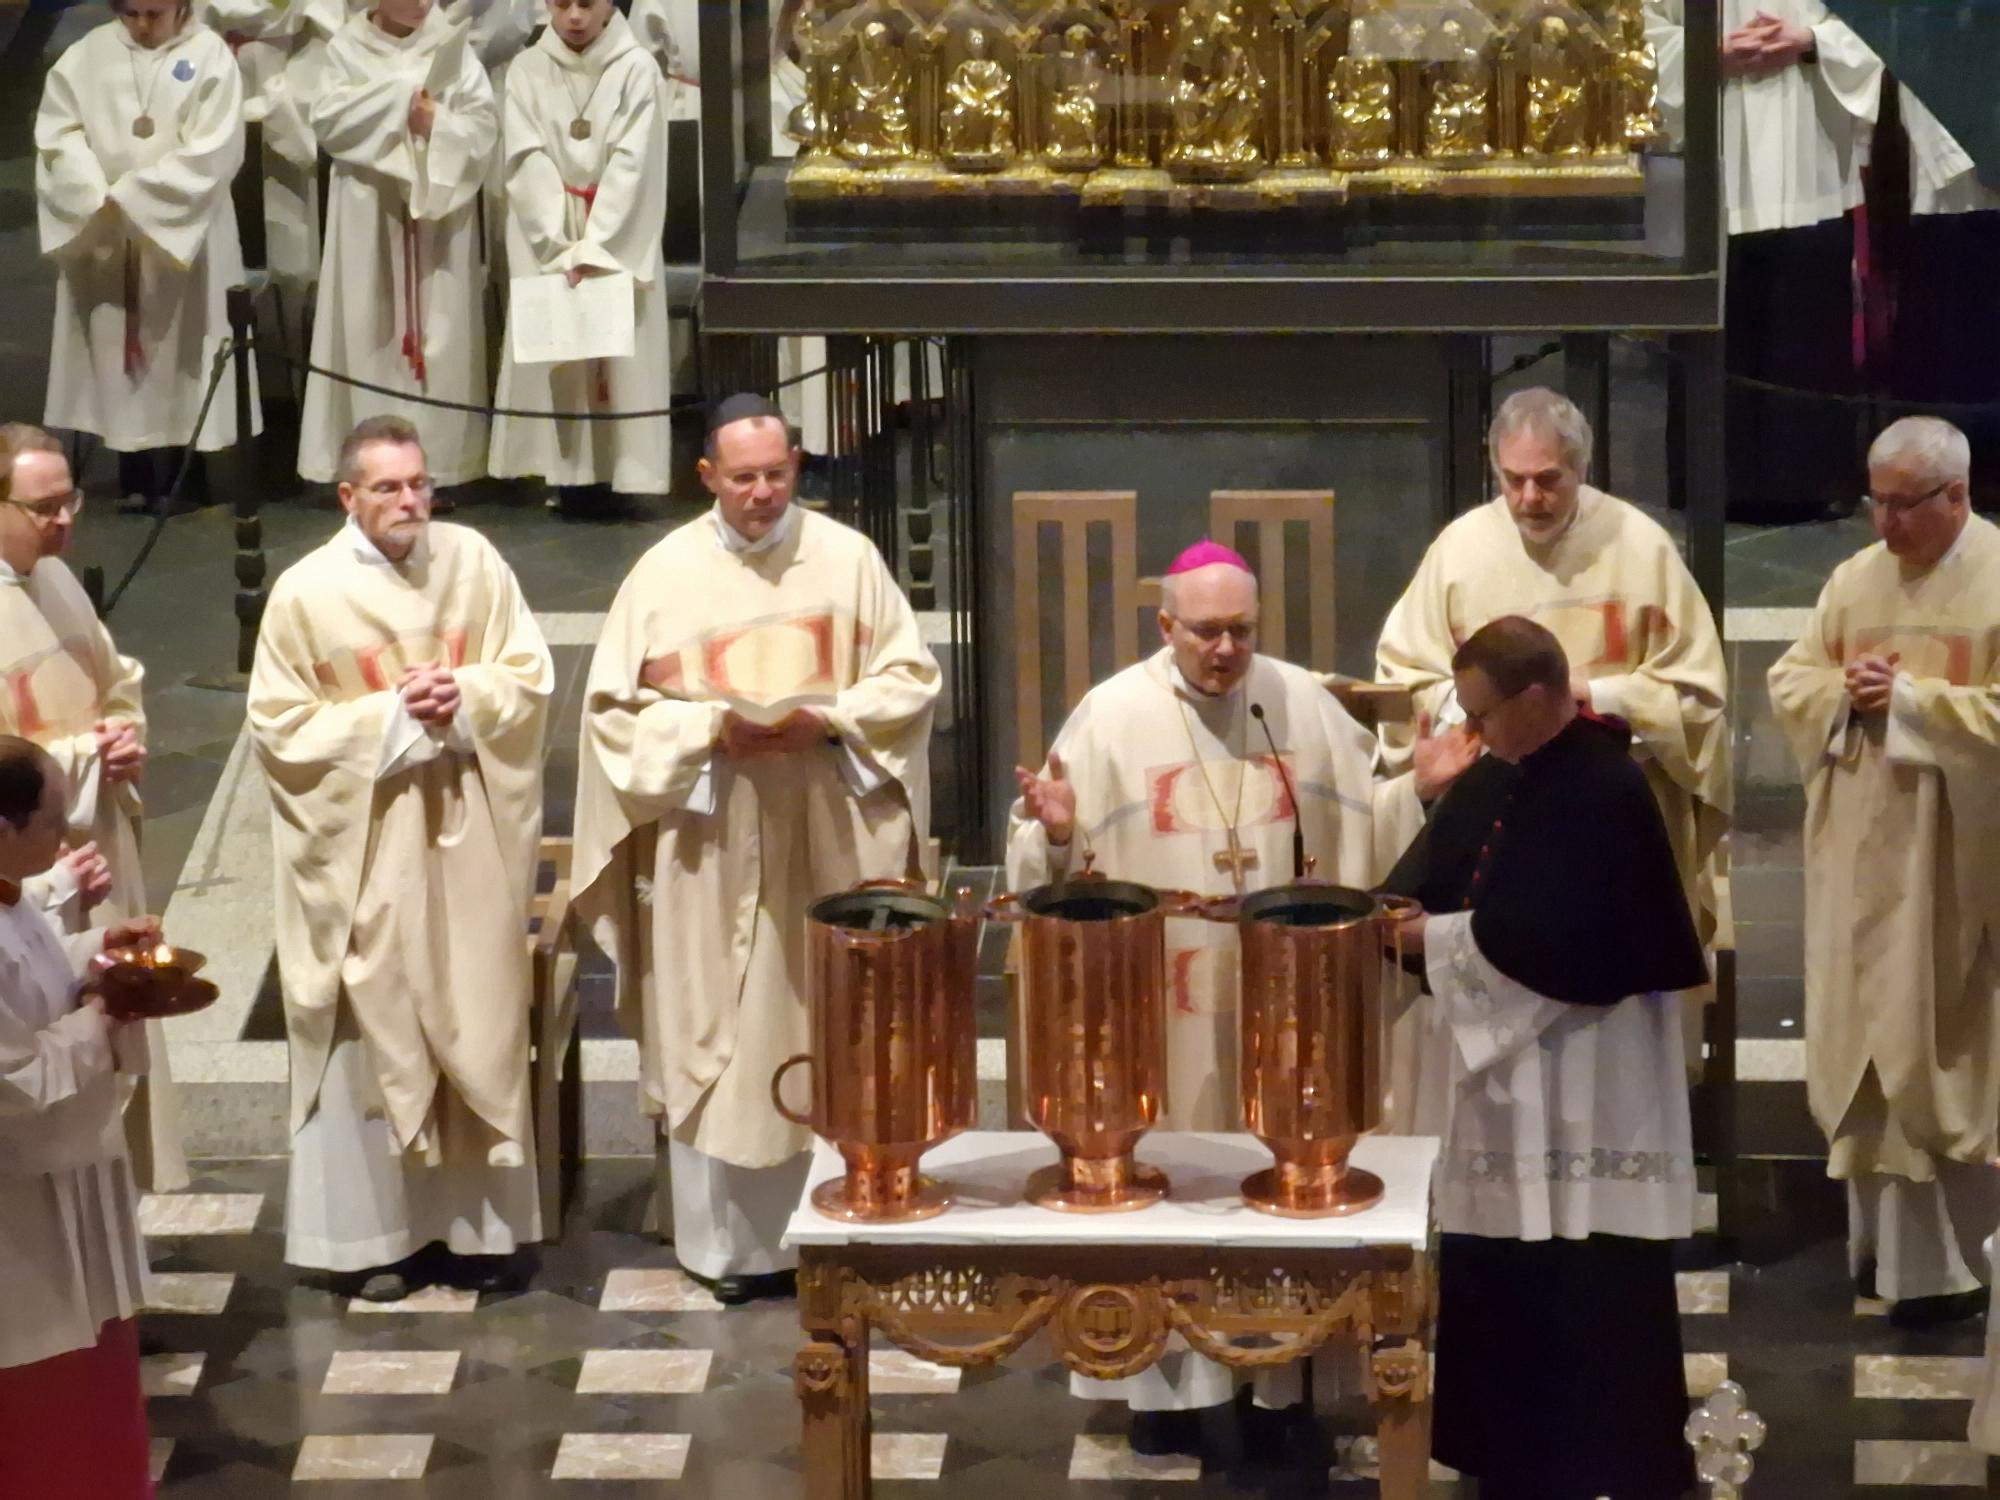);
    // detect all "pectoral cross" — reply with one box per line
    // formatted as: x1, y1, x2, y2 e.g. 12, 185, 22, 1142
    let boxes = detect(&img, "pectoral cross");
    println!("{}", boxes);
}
1213, 843, 1259, 883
